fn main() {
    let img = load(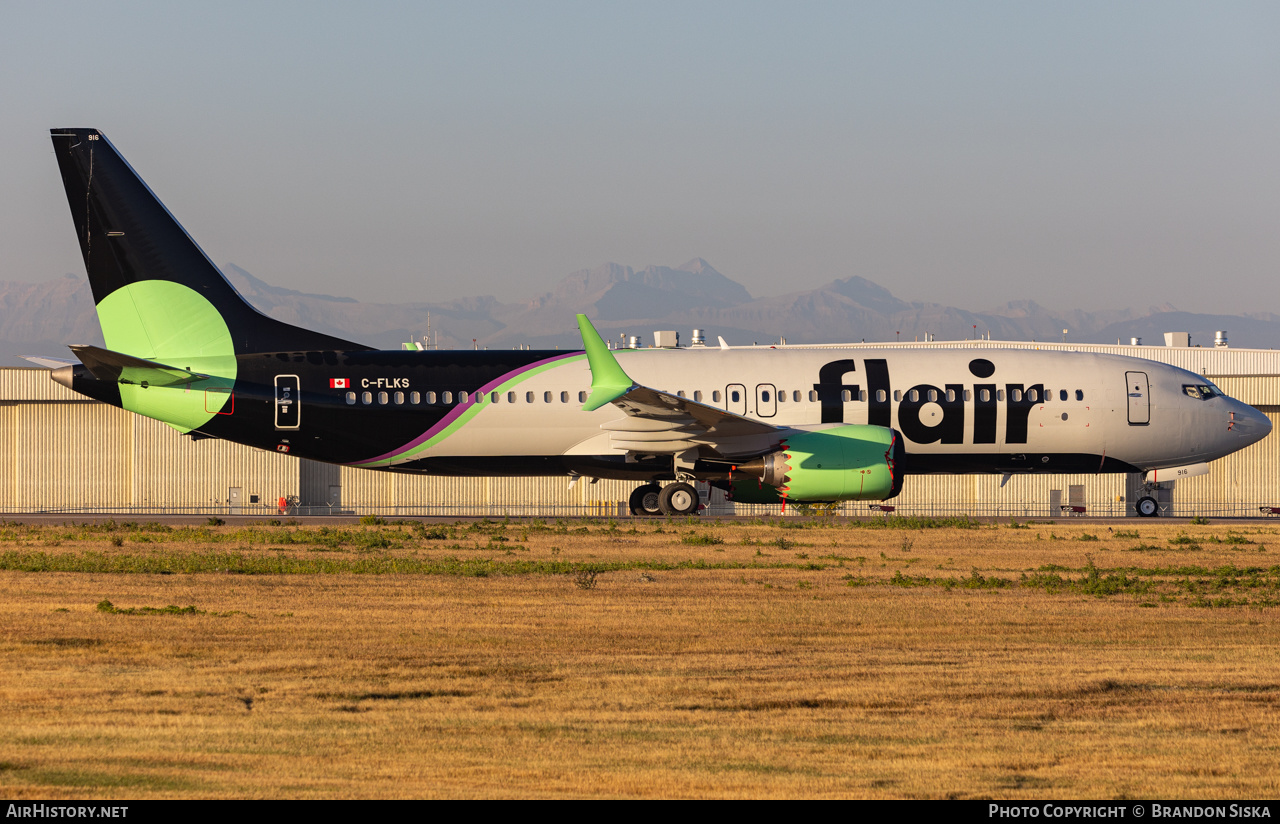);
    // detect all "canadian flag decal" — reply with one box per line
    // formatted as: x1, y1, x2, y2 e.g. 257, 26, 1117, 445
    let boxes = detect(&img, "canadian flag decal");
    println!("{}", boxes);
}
330, 378, 349, 389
